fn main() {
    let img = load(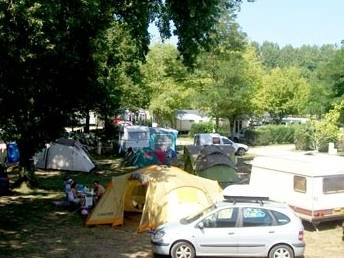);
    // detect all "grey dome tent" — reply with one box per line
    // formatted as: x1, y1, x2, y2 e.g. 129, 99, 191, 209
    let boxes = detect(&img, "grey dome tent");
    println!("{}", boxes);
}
184, 145, 239, 188
35, 138, 95, 172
